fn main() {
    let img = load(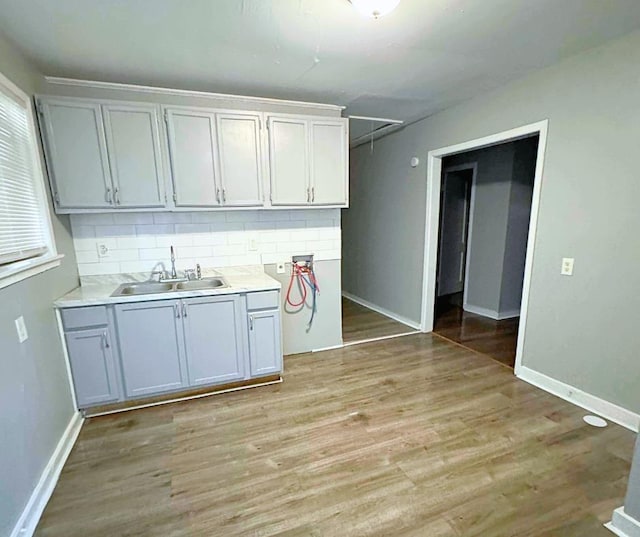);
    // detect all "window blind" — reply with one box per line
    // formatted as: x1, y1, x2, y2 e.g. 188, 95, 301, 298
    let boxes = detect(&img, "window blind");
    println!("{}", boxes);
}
0, 84, 47, 266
